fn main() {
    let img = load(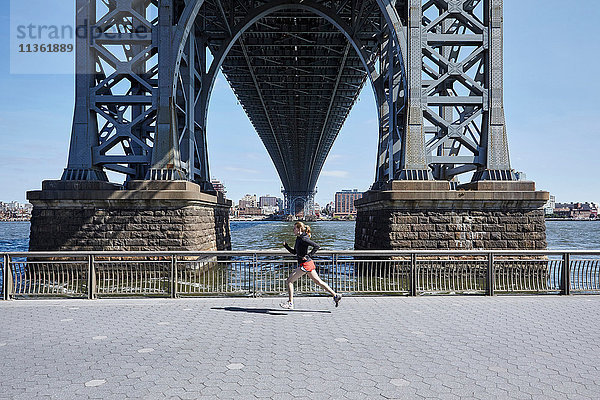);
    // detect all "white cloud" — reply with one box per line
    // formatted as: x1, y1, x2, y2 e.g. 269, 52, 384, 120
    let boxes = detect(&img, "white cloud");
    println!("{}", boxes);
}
243, 152, 265, 161
362, 118, 378, 125
224, 166, 259, 174
226, 178, 279, 183
326, 154, 344, 162
321, 170, 349, 178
